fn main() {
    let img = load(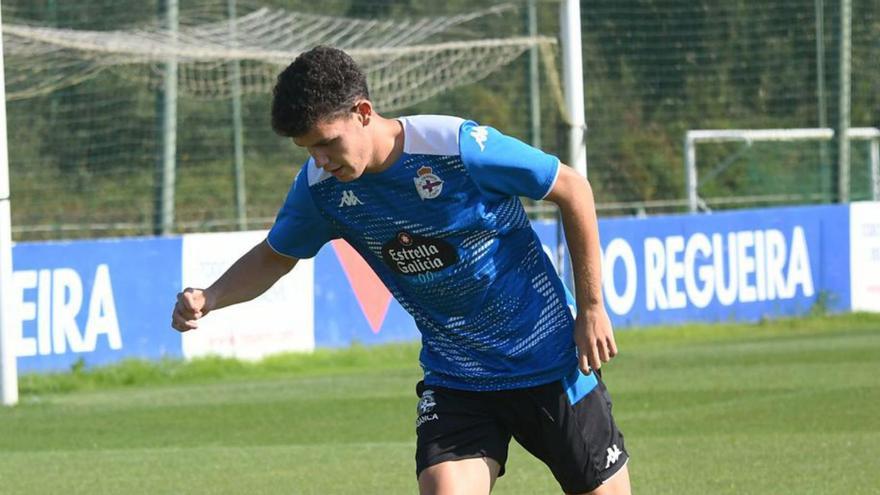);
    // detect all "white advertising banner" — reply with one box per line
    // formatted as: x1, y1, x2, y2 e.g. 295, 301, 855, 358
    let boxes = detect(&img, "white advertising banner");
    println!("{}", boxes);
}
181, 231, 314, 360
850, 202, 880, 312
